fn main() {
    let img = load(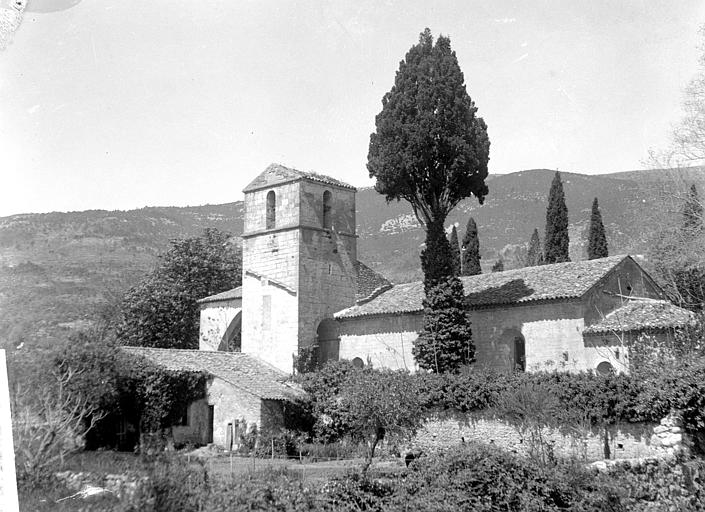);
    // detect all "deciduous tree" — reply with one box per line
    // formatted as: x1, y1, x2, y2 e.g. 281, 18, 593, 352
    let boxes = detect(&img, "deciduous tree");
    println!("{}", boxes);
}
117, 228, 241, 349
650, 184, 705, 311
544, 171, 570, 263
491, 259, 504, 273
461, 217, 481, 275
367, 28, 489, 372
337, 369, 421, 472
587, 198, 608, 259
